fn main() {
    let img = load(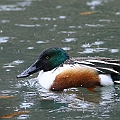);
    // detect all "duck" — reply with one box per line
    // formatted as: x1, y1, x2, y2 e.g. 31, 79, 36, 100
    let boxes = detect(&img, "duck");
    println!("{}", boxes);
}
17, 47, 120, 92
